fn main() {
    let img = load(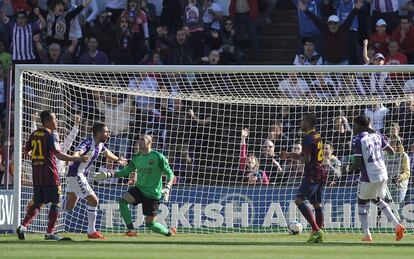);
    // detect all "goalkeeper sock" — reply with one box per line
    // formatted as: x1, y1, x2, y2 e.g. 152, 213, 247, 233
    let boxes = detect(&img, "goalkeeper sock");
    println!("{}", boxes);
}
297, 203, 319, 231
376, 200, 399, 227
22, 204, 40, 228
145, 222, 169, 236
47, 205, 59, 234
119, 198, 133, 228
87, 205, 97, 234
314, 207, 324, 229
358, 204, 371, 236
